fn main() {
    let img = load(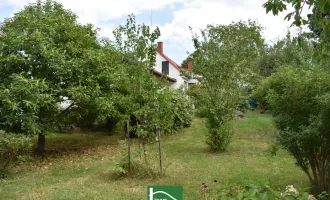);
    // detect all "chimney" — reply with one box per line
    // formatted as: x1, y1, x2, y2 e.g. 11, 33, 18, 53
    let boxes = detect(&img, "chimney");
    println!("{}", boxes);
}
187, 59, 192, 71
157, 42, 163, 54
